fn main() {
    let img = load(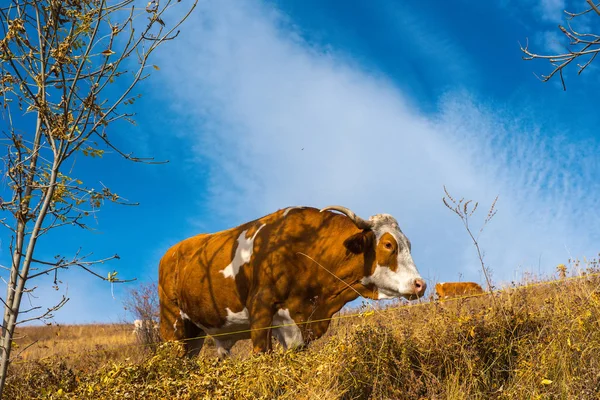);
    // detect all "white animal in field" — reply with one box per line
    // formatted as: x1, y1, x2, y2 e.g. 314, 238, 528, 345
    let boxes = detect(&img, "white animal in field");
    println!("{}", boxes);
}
132, 319, 159, 335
